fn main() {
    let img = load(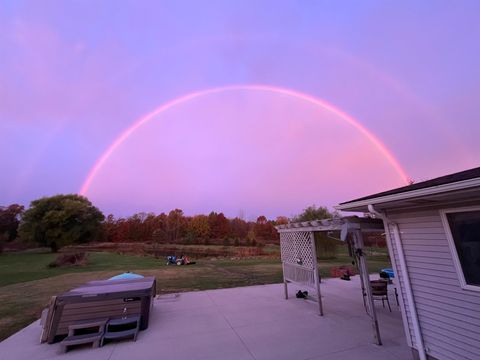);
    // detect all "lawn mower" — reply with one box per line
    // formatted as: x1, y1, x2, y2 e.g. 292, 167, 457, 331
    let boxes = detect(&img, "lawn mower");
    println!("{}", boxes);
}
166, 255, 196, 266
